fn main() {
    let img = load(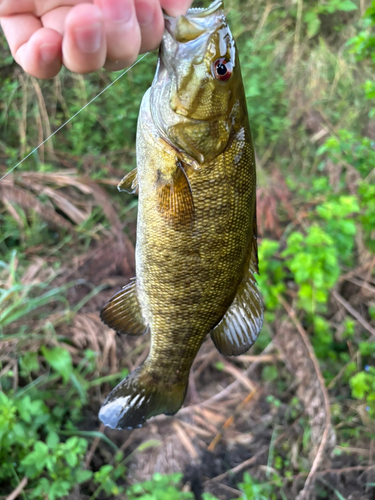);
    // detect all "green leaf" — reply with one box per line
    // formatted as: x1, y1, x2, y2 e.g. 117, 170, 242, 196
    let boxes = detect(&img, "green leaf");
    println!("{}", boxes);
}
46, 431, 59, 448
76, 469, 93, 483
338, 0, 357, 11
41, 346, 73, 383
350, 372, 370, 399
262, 365, 278, 382
59, 430, 118, 451
136, 439, 162, 452
65, 452, 78, 467
20, 352, 39, 375
307, 16, 321, 38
